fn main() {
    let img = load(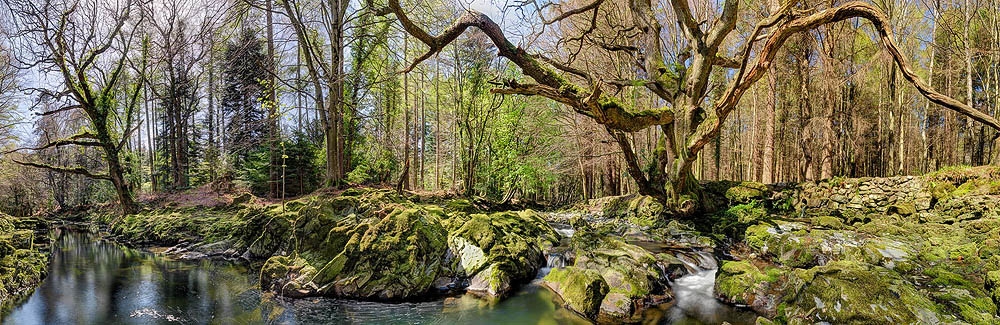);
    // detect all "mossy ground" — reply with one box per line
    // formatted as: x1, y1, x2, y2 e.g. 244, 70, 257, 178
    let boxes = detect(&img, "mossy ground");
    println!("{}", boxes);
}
713, 165, 1000, 324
